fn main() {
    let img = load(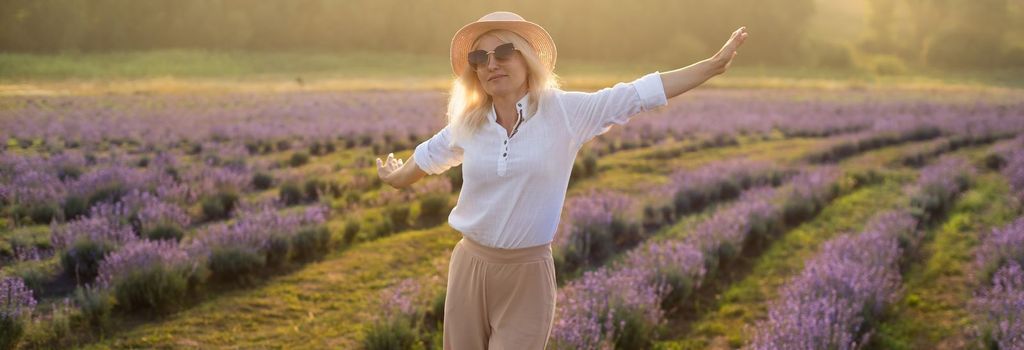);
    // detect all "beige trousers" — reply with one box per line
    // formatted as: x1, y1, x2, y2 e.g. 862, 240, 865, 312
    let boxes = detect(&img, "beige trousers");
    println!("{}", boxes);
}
443, 236, 557, 350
